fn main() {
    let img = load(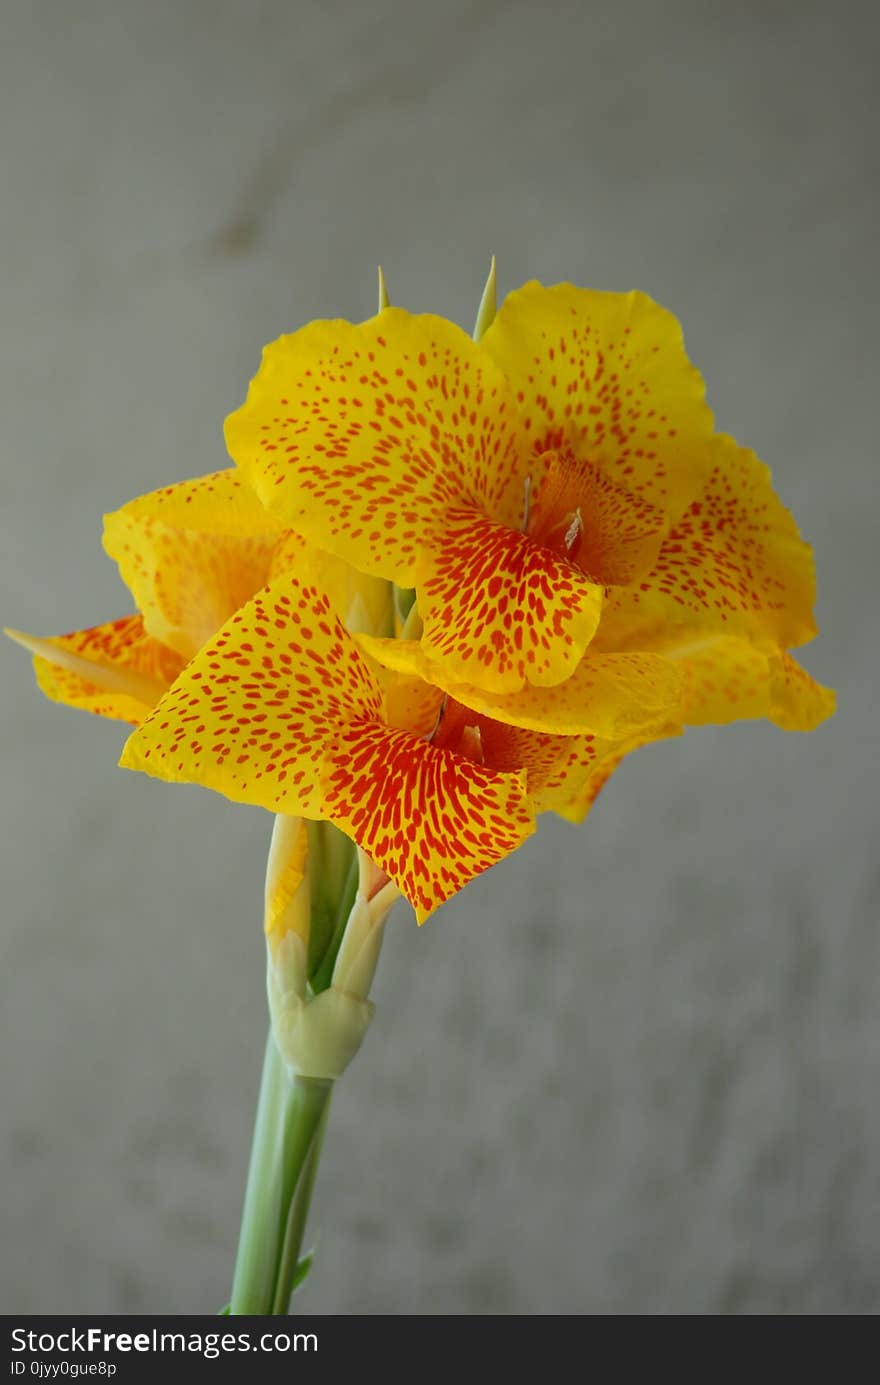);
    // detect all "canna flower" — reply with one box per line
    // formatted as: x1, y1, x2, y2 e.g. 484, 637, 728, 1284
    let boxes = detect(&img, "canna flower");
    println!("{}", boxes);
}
119, 569, 646, 921
223, 281, 819, 716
